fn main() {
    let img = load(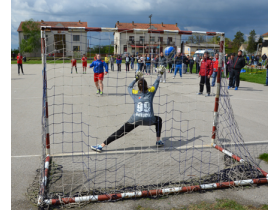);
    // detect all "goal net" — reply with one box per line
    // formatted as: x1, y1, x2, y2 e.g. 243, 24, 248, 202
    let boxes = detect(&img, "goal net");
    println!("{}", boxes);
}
35, 26, 268, 208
